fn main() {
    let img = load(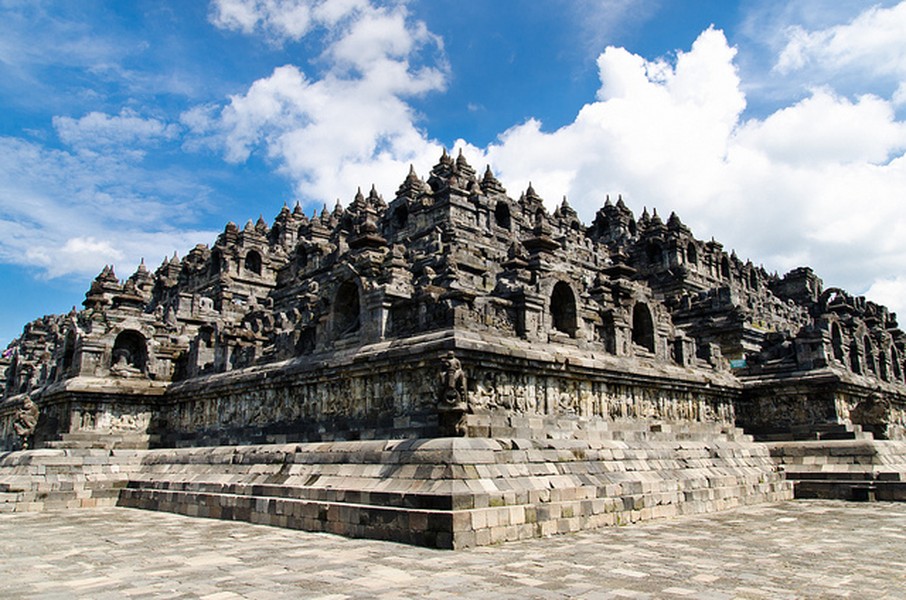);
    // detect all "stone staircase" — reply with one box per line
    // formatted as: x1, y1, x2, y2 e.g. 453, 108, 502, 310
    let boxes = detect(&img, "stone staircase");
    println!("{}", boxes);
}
0, 448, 142, 513
0, 422, 794, 548
753, 423, 875, 442
768, 438, 906, 501
117, 422, 791, 548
